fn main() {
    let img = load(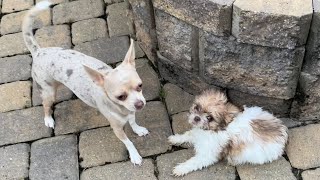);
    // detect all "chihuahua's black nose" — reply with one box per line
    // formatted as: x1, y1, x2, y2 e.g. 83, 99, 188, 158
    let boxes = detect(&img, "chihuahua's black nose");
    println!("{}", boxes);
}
194, 116, 201, 122
134, 100, 144, 110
